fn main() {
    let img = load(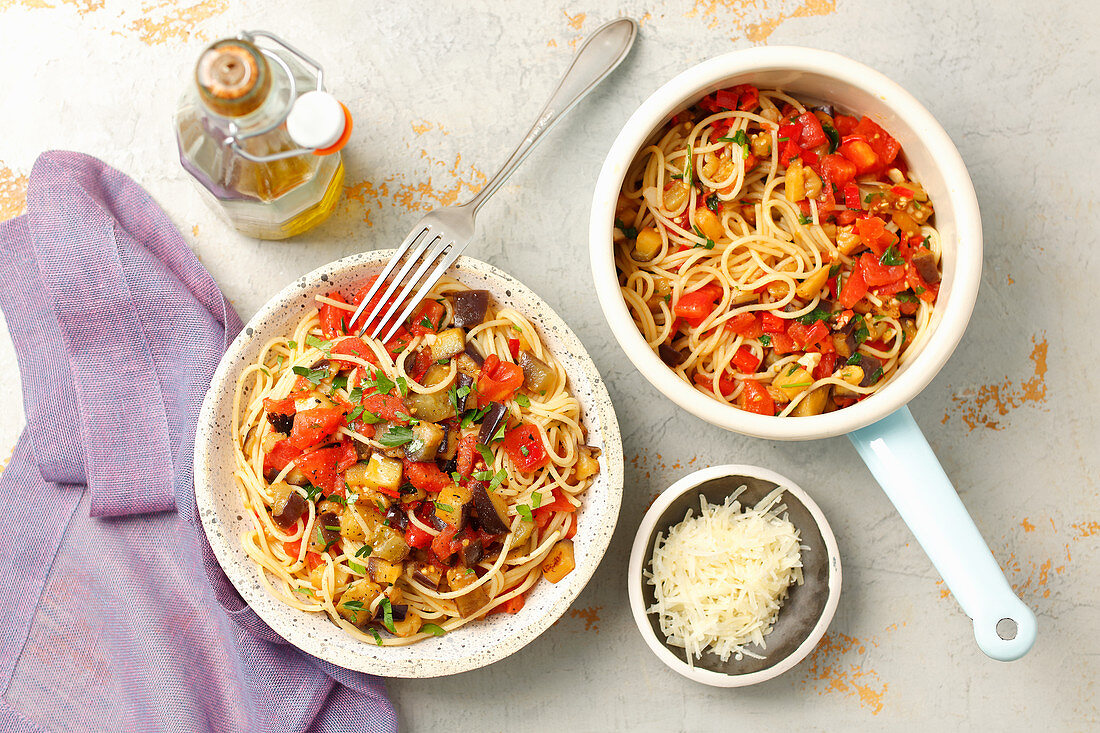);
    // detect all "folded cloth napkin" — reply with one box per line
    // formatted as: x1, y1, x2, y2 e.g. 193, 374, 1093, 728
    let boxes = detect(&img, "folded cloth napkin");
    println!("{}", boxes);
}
0, 151, 398, 733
